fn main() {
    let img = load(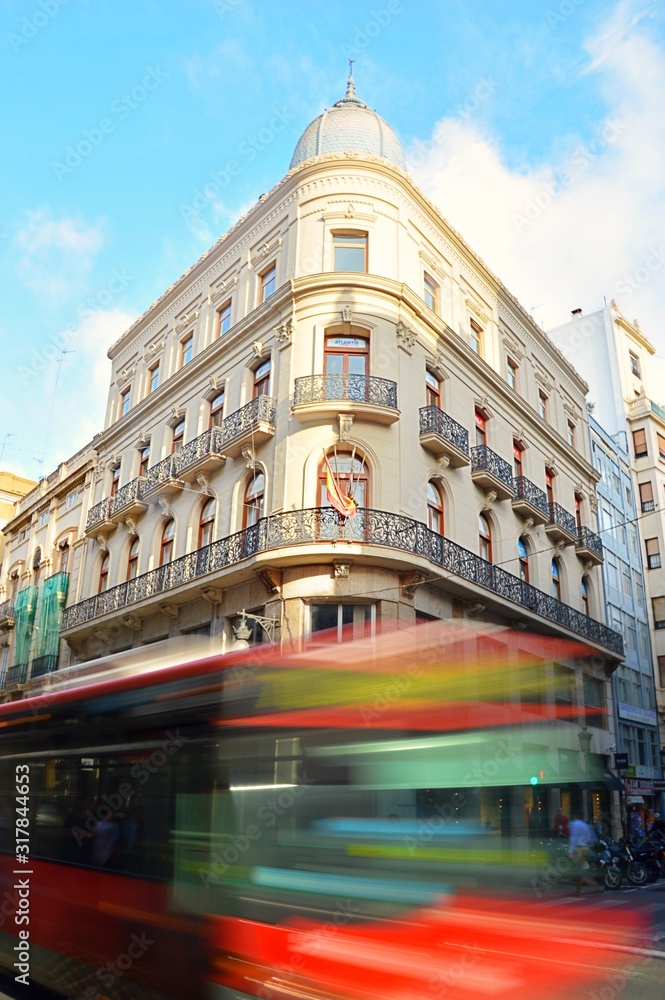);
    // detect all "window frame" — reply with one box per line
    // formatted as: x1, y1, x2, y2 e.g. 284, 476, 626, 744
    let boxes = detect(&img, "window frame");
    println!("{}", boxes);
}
629, 351, 641, 377
120, 386, 131, 418
98, 552, 110, 593
474, 408, 487, 448
518, 536, 529, 583
198, 498, 216, 549
632, 428, 648, 458
160, 518, 175, 566
209, 390, 225, 428
423, 273, 437, 311
551, 558, 562, 601
506, 357, 518, 391
646, 537, 661, 570
259, 263, 277, 303
126, 537, 139, 581
216, 300, 232, 338
148, 362, 160, 394
538, 389, 549, 422
138, 445, 151, 479
639, 481, 655, 512
171, 420, 185, 456
426, 481, 444, 535
331, 230, 368, 274
243, 471, 265, 529
469, 318, 483, 355
478, 513, 492, 563
180, 333, 194, 369
253, 361, 271, 398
